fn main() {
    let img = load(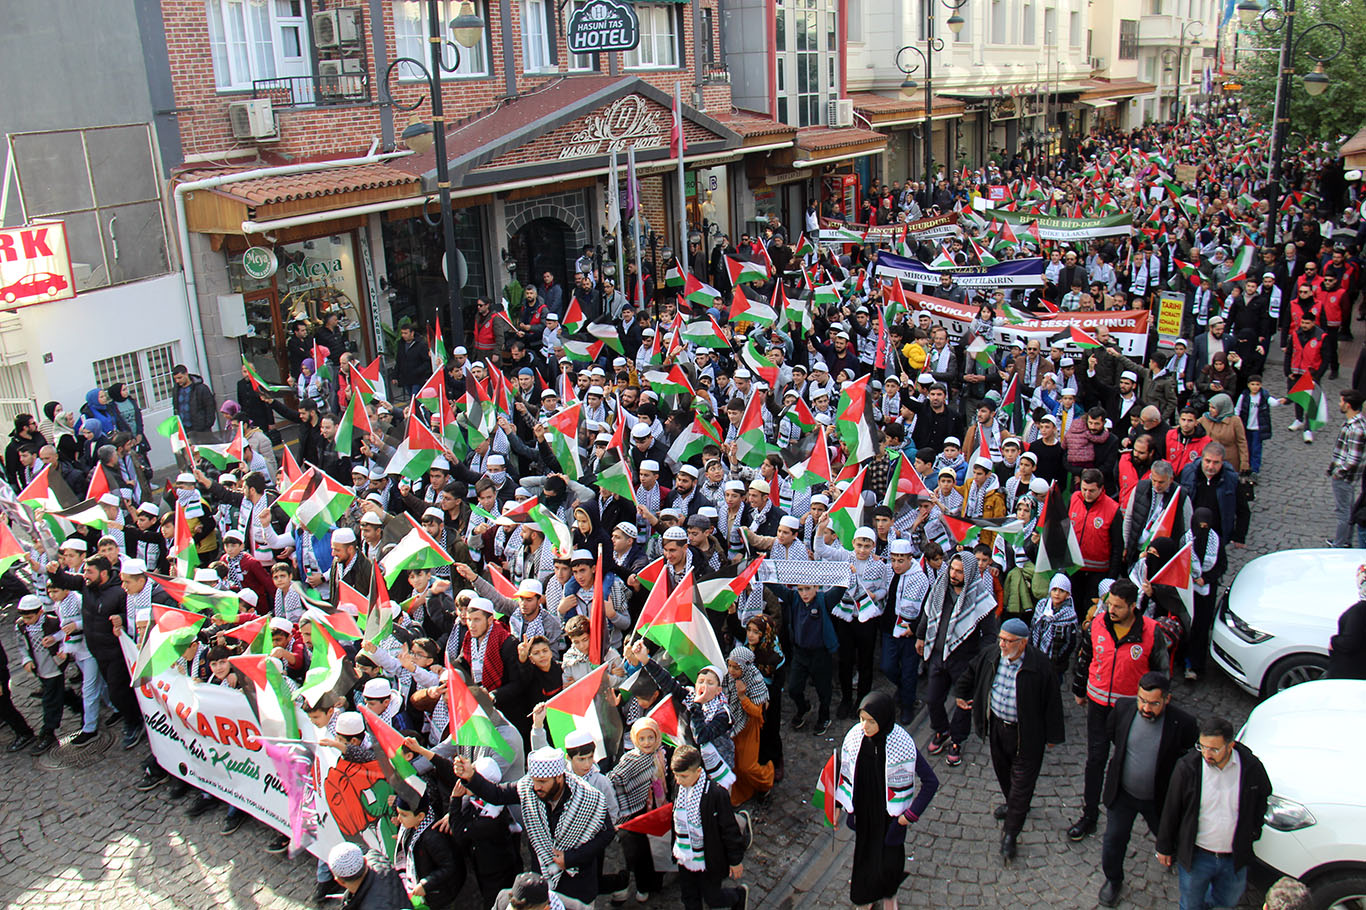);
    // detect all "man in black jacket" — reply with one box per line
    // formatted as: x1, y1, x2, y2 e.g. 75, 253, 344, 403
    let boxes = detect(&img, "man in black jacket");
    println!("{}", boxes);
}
171, 365, 217, 443
327, 842, 413, 910
63, 555, 144, 750
393, 323, 431, 398
1156, 716, 1272, 910
954, 617, 1064, 865
1096, 672, 1198, 907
